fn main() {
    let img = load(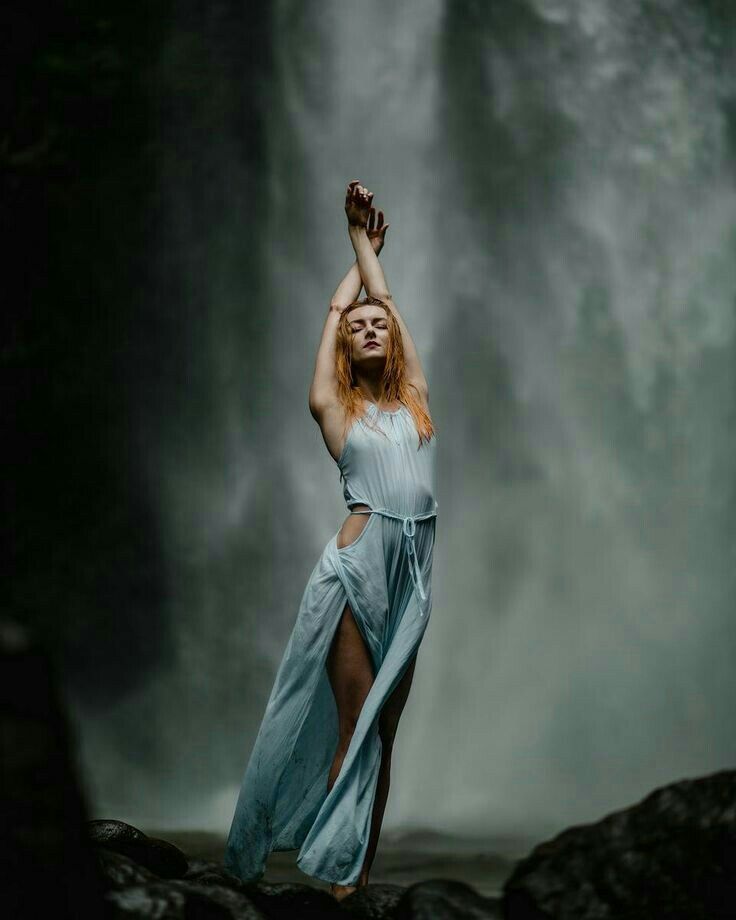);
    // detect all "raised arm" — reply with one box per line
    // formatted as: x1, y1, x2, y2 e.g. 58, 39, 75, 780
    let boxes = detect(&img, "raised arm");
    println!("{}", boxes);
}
308, 201, 388, 419
308, 307, 342, 419
331, 204, 389, 308
346, 182, 429, 402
